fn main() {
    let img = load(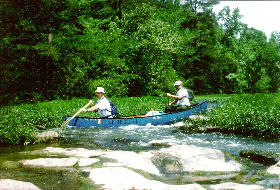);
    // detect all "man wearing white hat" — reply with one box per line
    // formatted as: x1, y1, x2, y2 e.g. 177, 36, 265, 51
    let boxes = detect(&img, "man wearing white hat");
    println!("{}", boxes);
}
165, 80, 190, 113
82, 87, 115, 118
